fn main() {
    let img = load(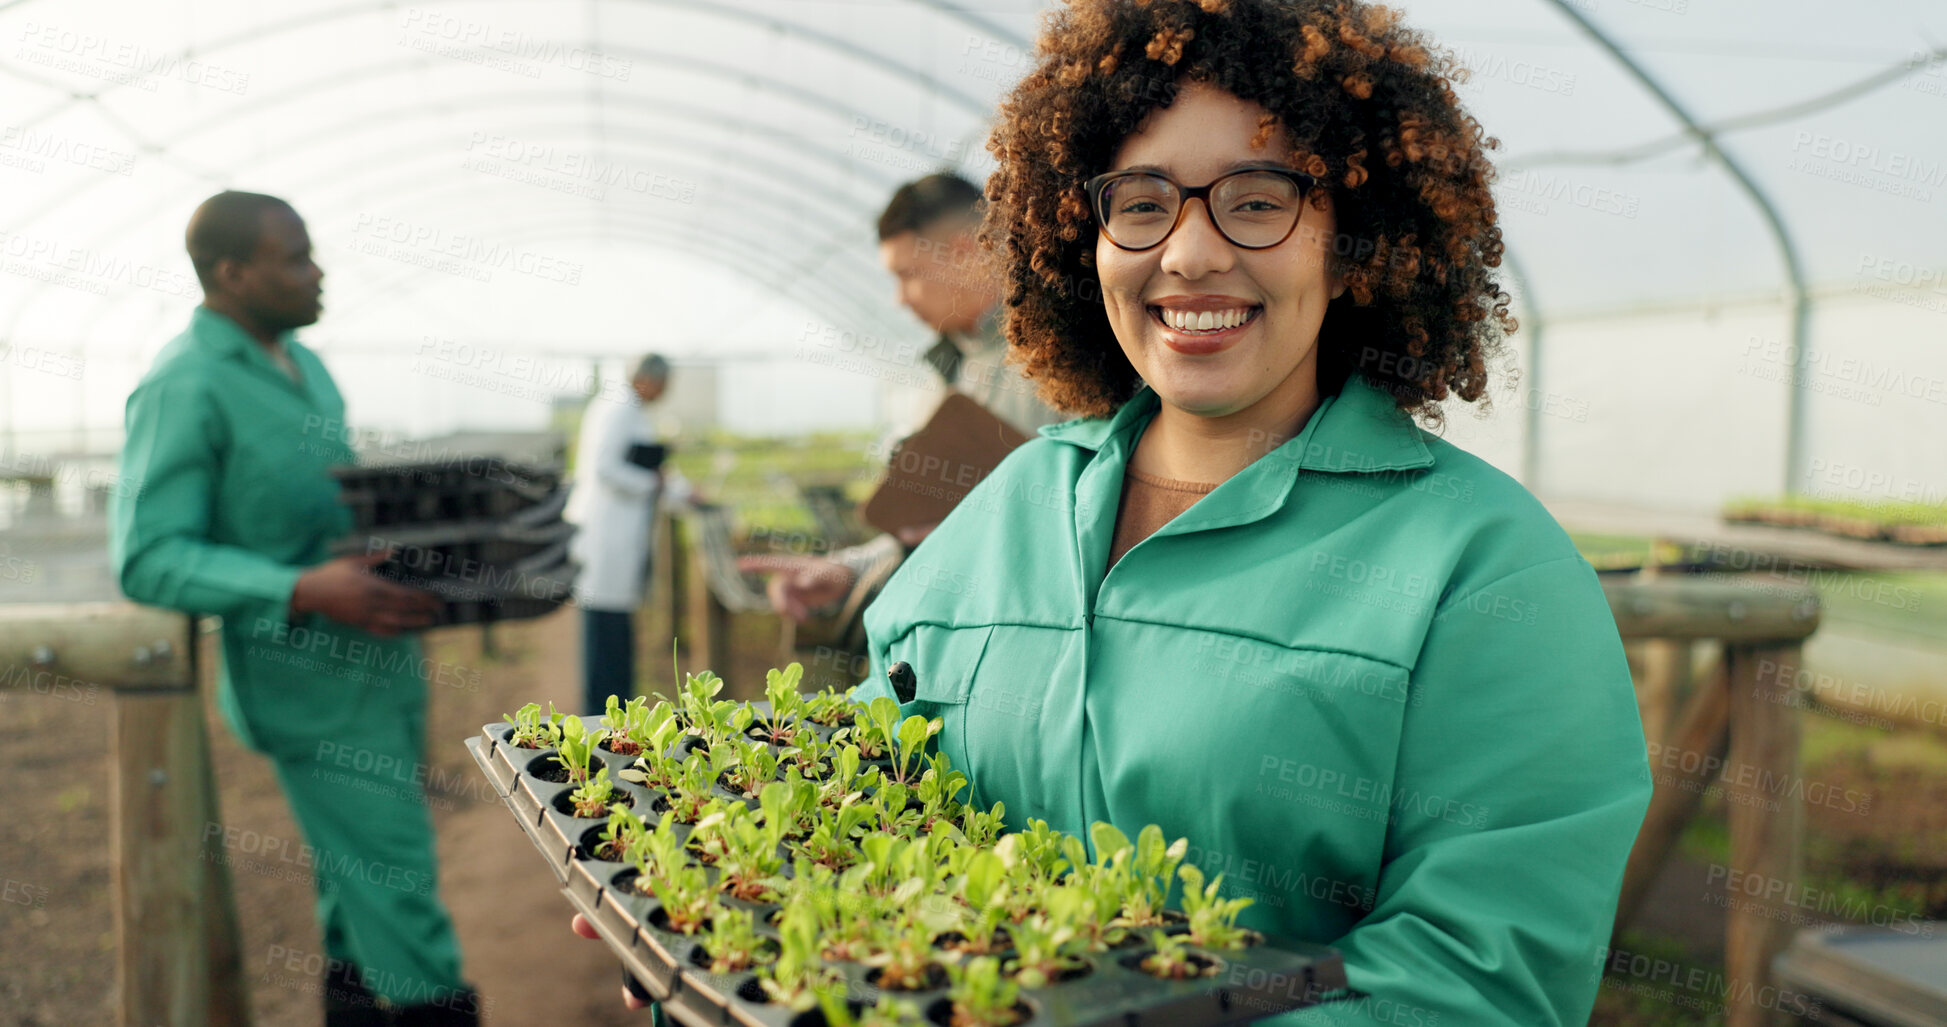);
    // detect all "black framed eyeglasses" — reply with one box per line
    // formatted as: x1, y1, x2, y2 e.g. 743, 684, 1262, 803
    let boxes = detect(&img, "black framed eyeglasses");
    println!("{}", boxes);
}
1085, 165, 1318, 252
